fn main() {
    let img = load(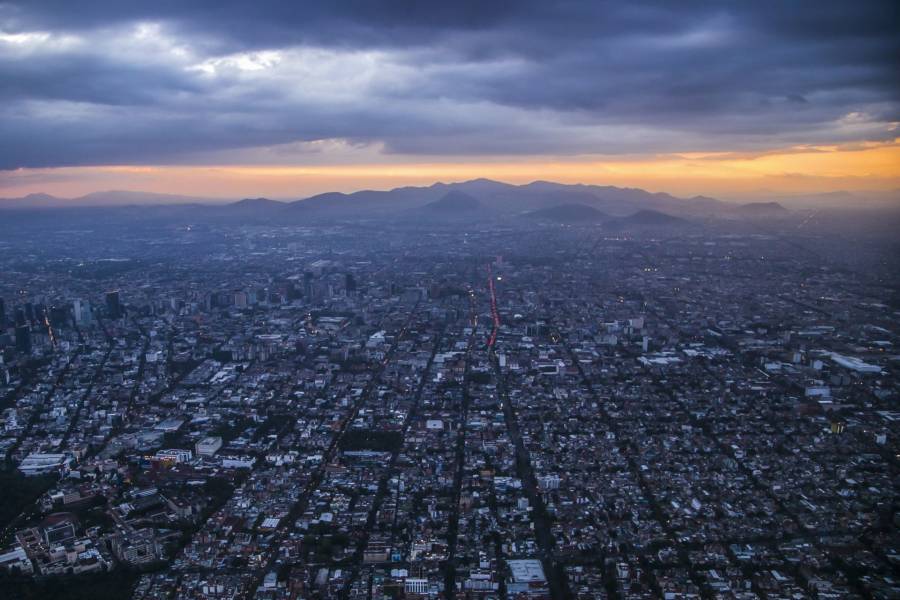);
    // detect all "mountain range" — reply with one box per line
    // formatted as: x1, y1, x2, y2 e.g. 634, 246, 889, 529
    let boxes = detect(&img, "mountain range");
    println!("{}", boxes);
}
0, 179, 815, 226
